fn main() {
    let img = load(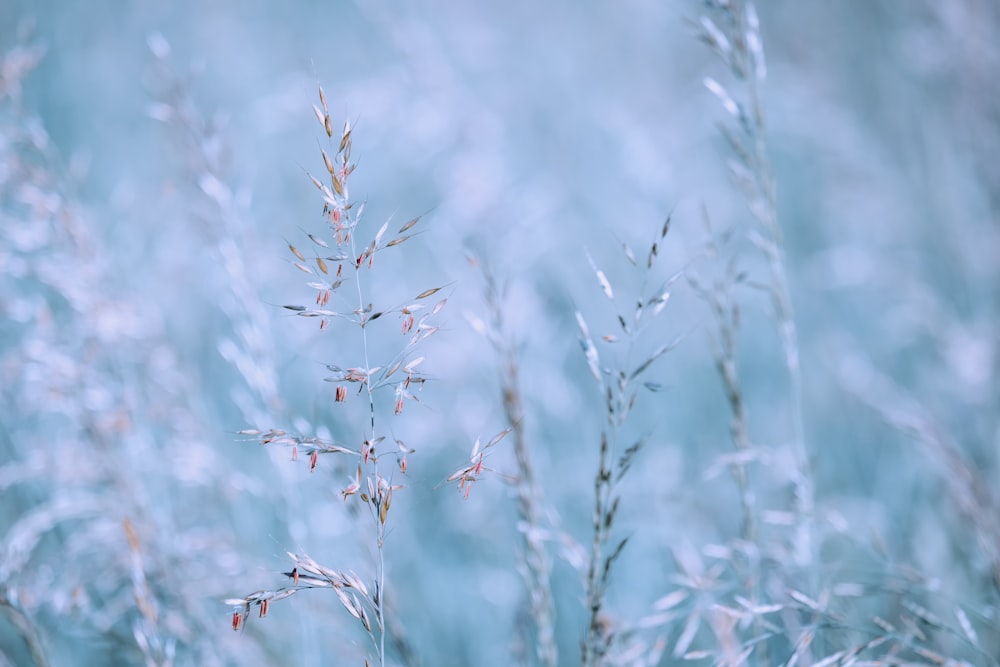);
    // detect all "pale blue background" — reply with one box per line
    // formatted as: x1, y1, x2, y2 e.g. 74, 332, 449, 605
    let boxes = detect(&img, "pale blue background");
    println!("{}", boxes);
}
2, 1, 997, 665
